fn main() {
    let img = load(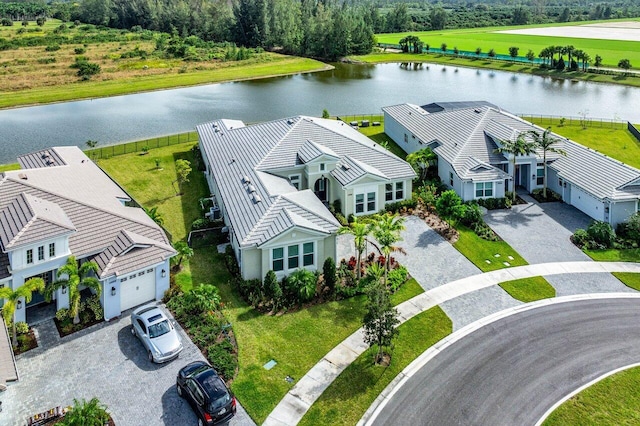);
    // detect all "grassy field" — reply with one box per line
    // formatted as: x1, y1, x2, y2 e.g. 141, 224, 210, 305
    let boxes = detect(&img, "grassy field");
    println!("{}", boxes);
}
543, 366, 640, 426
299, 306, 452, 426
0, 19, 330, 108
375, 19, 640, 67
454, 225, 528, 272
524, 118, 640, 168
499, 276, 556, 302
